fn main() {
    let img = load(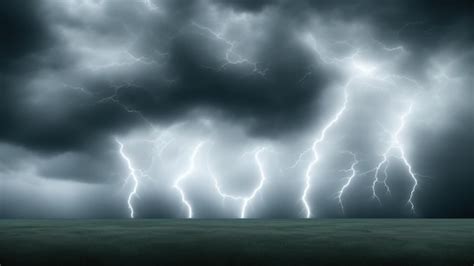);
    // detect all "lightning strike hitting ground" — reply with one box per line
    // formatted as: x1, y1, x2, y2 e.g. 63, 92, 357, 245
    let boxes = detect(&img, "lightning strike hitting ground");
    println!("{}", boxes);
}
240, 147, 267, 219
336, 152, 359, 215
208, 147, 268, 218
173, 141, 206, 218
371, 103, 418, 212
116, 138, 140, 218
301, 89, 350, 218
